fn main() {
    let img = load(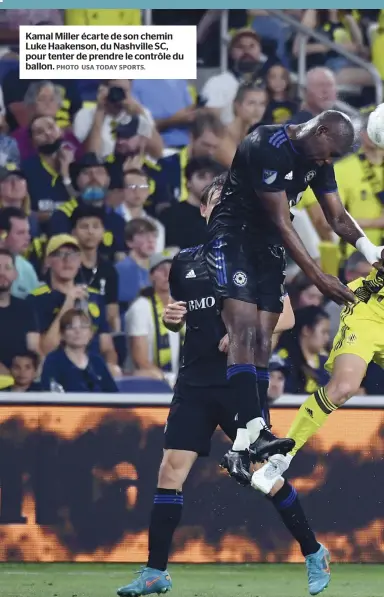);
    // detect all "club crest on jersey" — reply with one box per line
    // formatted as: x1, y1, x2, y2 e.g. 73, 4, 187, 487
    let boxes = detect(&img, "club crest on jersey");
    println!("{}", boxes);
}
305, 170, 316, 183
233, 271, 247, 287
263, 169, 278, 185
